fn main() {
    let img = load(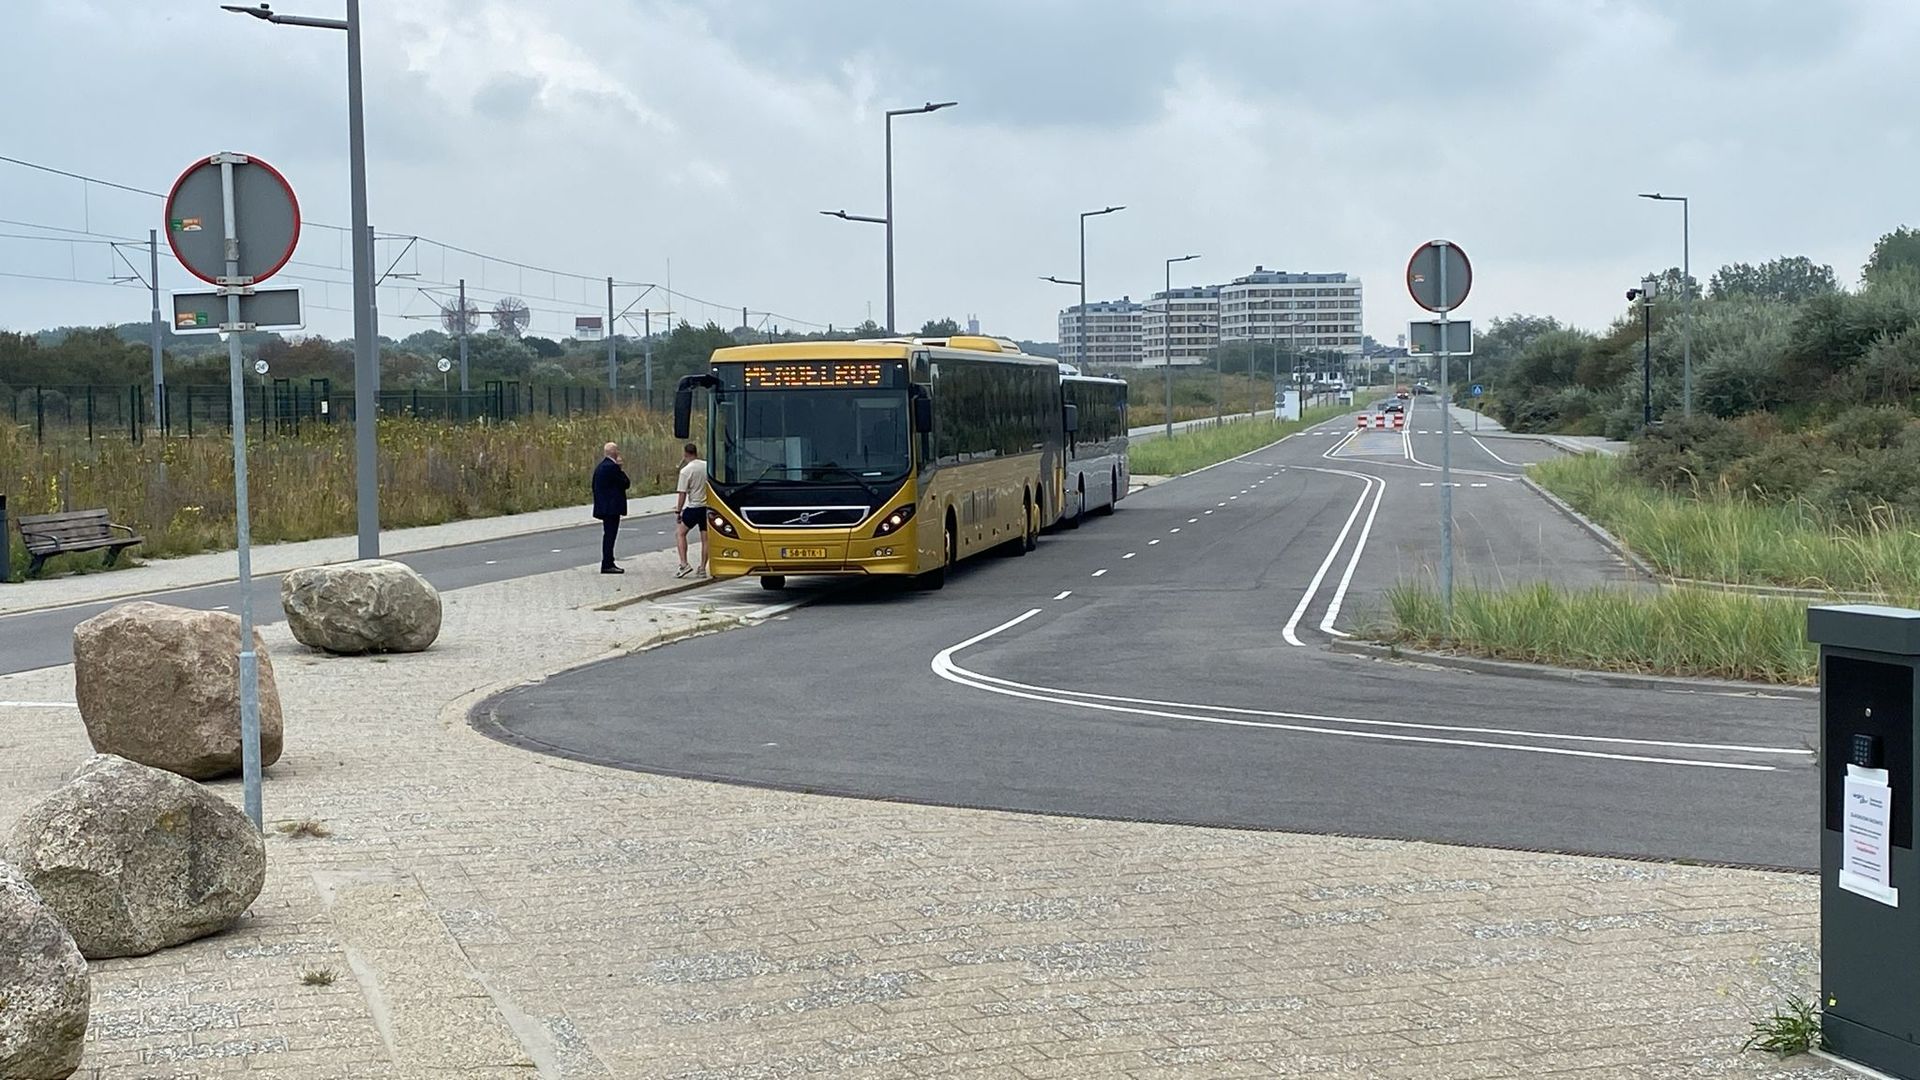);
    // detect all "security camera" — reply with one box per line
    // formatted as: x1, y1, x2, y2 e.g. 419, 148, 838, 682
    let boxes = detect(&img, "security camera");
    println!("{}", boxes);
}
1626, 288, 1643, 301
